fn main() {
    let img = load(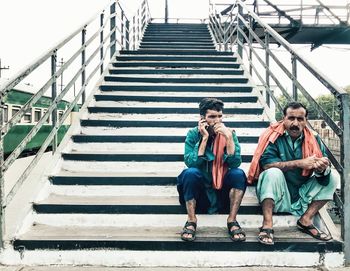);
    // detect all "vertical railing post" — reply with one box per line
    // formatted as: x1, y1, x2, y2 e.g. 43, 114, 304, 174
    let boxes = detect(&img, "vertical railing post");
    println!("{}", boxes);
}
165, 0, 169, 23
81, 28, 86, 104
249, 16, 253, 76
265, 31, 270, 107
110, 1, 116, 58
51, 51, 58, 153
219, 15, 223, 51
100, 12, 104, 75
292, 54, 298, 101
224, 15, 228, 51
340, 93, 350, 266
237, 3, 244, 58
137, 8, 141, 48
132, 16, 136, 50
126, 19, 130, 50
121, 9, 125, 50
0, 94, 5, 249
